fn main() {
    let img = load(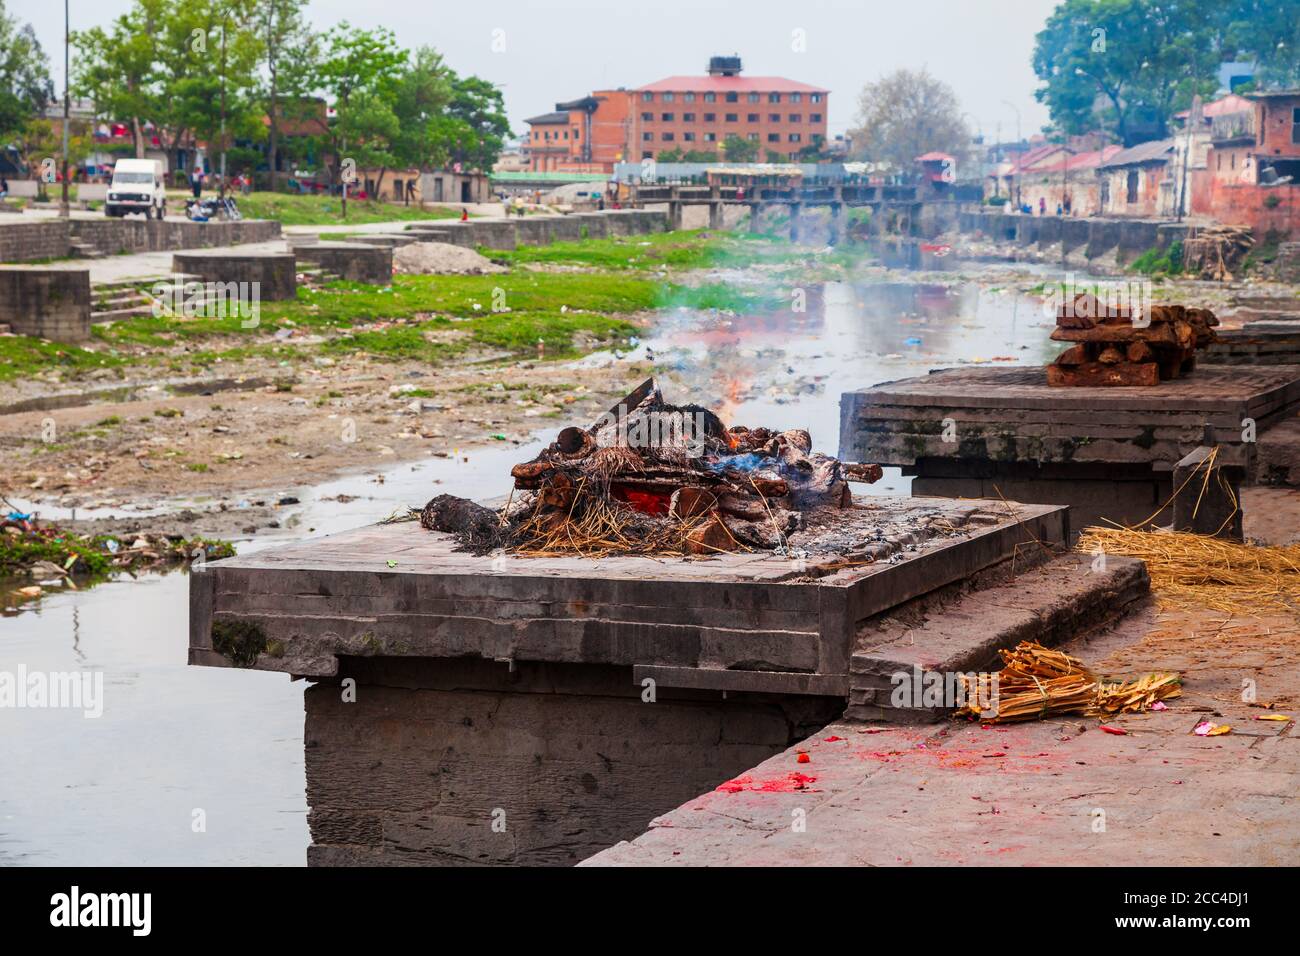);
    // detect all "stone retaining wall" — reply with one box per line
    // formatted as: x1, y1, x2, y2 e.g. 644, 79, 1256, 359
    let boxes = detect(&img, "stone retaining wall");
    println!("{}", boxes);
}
0, 218, 281, 263
957, 209, 1189, 266
0, 268, 92, 341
